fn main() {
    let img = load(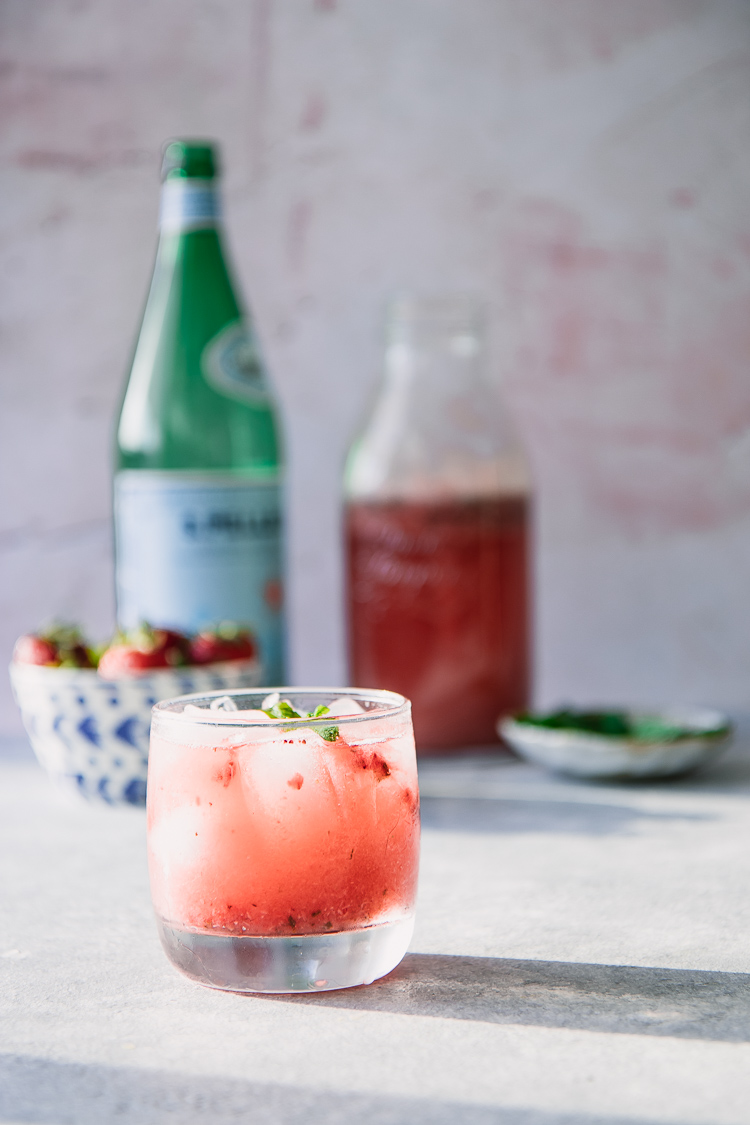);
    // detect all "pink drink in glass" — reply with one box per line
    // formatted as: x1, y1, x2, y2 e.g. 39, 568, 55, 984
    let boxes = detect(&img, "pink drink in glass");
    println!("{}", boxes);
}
147, 688, 419, 992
